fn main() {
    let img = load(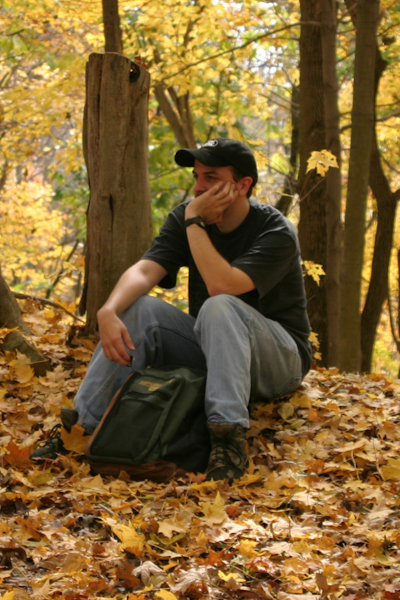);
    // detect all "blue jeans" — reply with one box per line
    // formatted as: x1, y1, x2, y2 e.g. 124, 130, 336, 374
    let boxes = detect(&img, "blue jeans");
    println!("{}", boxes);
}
74, 294, 303, 432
